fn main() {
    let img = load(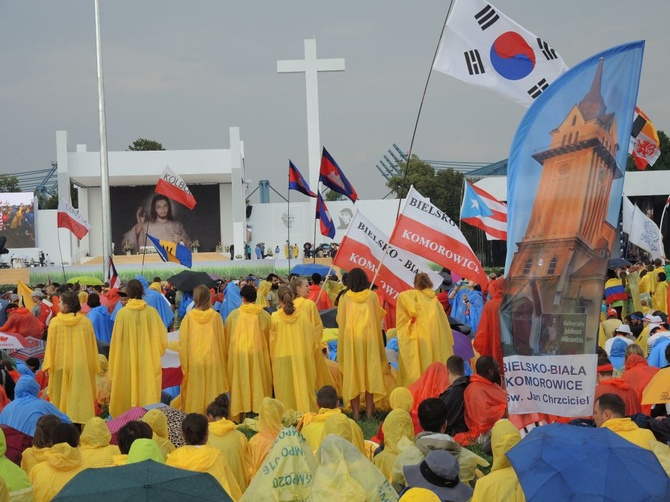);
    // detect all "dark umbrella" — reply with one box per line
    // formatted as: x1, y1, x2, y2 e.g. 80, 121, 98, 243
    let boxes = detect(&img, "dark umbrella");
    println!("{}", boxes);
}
507, 423, 670, 502
609, 257, 632, 269
54, 460, 233, 501
320, 308, 338, 328
166, 270, 216, 291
